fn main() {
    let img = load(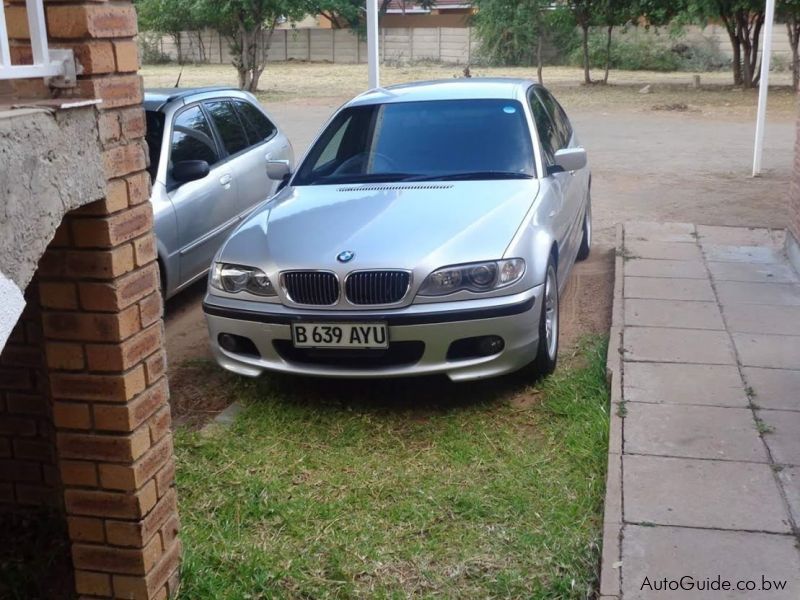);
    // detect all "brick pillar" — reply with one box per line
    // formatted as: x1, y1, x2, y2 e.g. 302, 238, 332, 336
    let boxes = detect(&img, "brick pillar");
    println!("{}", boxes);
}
2, 0, 182, 597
